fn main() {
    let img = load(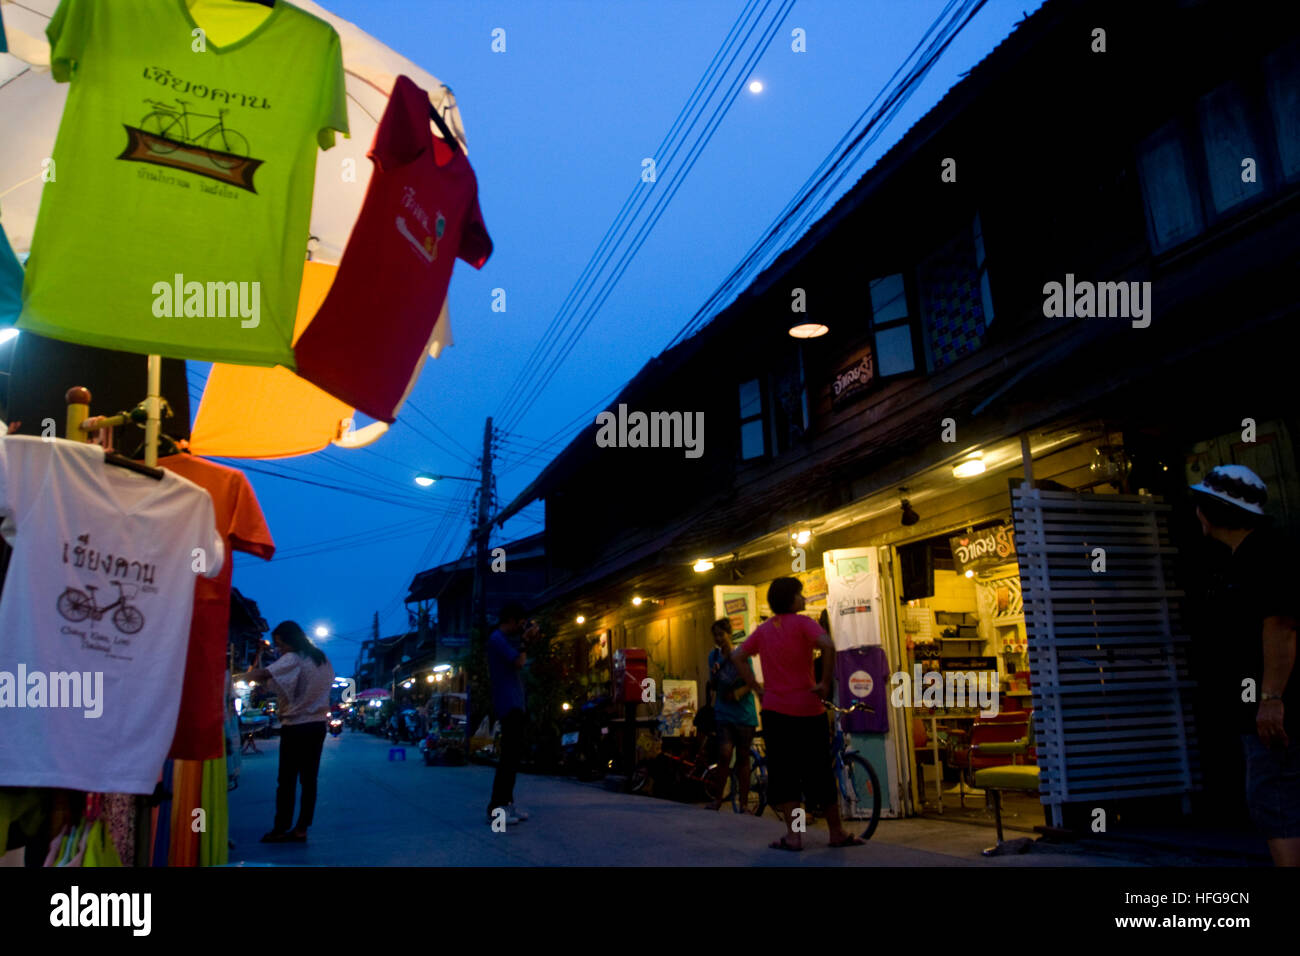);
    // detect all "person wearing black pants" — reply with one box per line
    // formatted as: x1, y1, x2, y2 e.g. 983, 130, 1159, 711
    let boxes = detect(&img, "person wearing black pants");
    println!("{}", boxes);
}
486, 604, 538, 825
235, 620, 336, 844
275, 721, 327, 834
